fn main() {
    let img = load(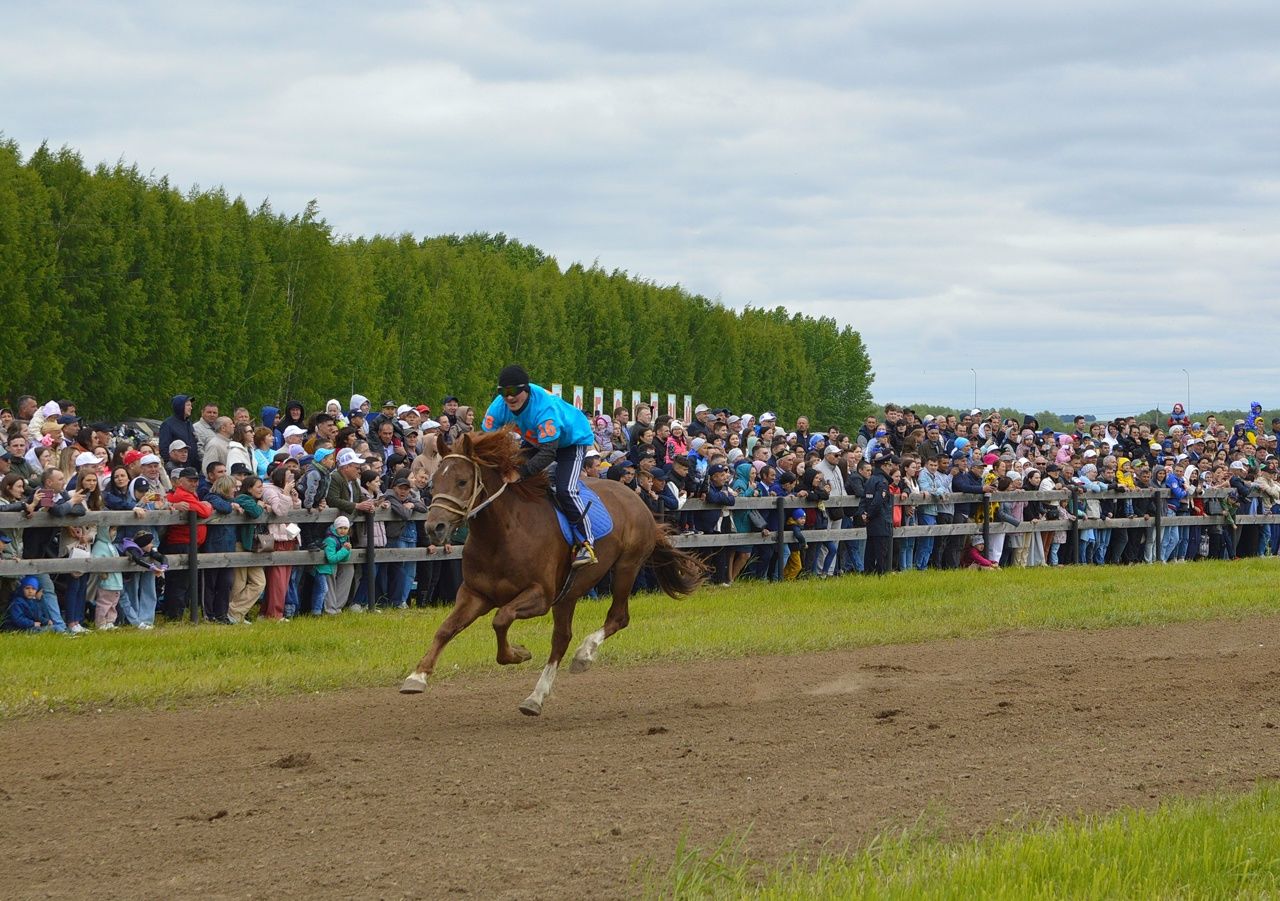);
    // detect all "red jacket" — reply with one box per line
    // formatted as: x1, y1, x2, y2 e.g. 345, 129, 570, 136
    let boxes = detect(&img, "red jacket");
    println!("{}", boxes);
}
165, 485, 213, 547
